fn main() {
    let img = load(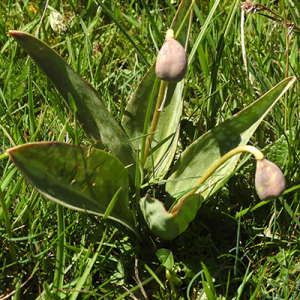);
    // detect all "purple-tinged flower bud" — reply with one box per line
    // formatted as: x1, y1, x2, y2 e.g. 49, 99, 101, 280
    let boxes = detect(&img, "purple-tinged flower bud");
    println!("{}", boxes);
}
155, 33, 187, 82
255, 159, 286, 200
